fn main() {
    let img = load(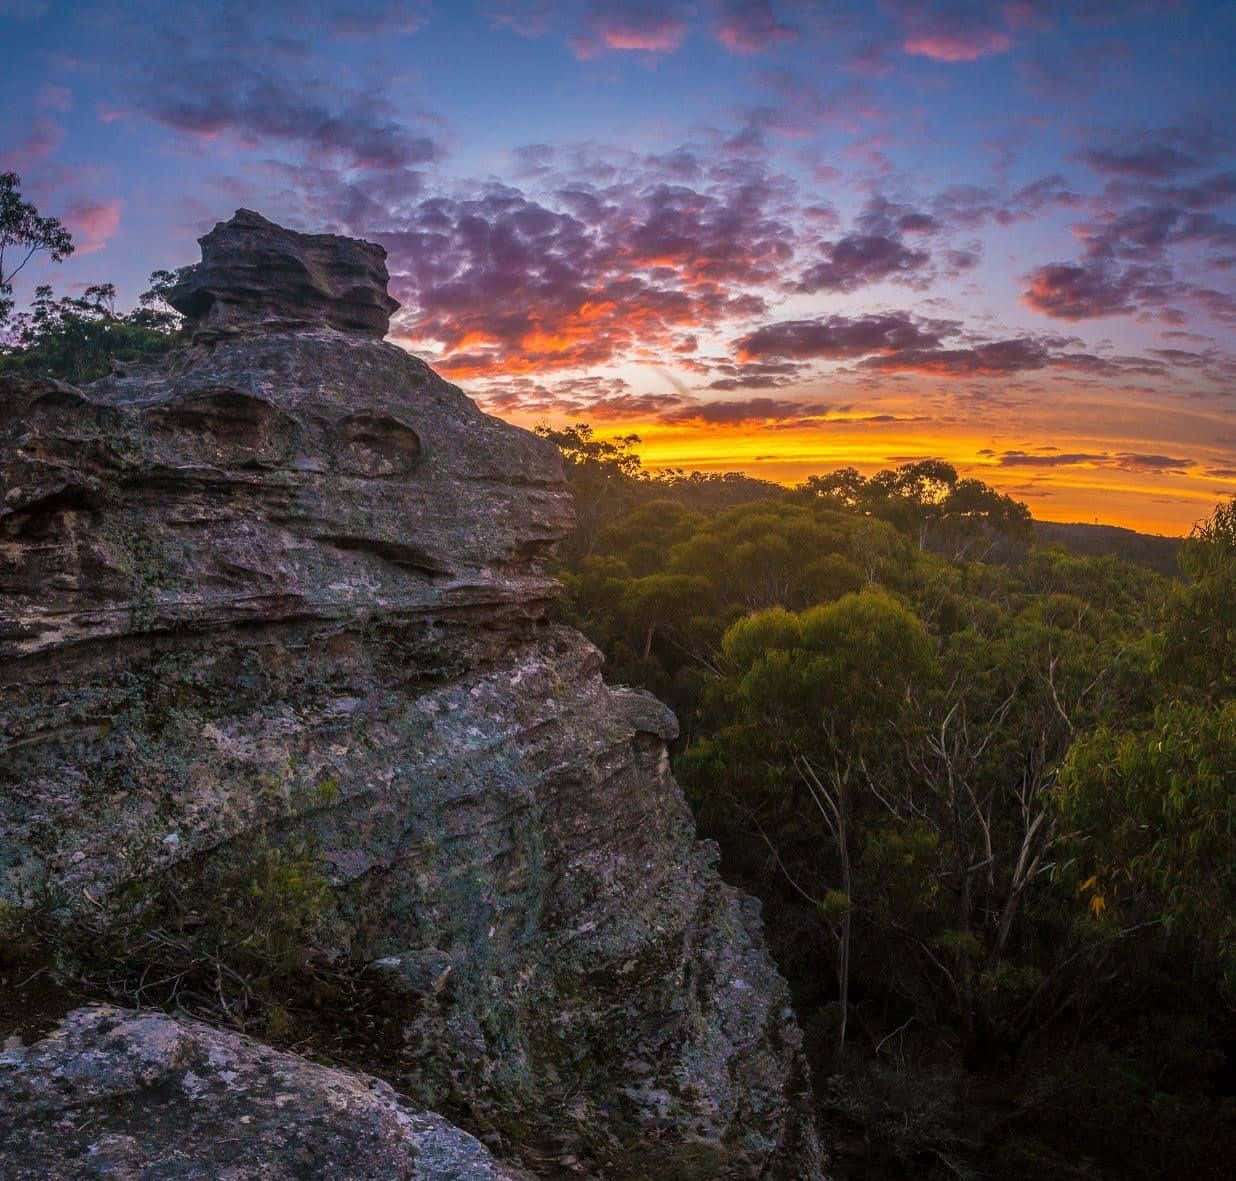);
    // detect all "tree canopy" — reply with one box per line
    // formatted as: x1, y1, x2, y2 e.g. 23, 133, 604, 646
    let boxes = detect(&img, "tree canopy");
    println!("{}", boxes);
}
537, 425, 1230, 1180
